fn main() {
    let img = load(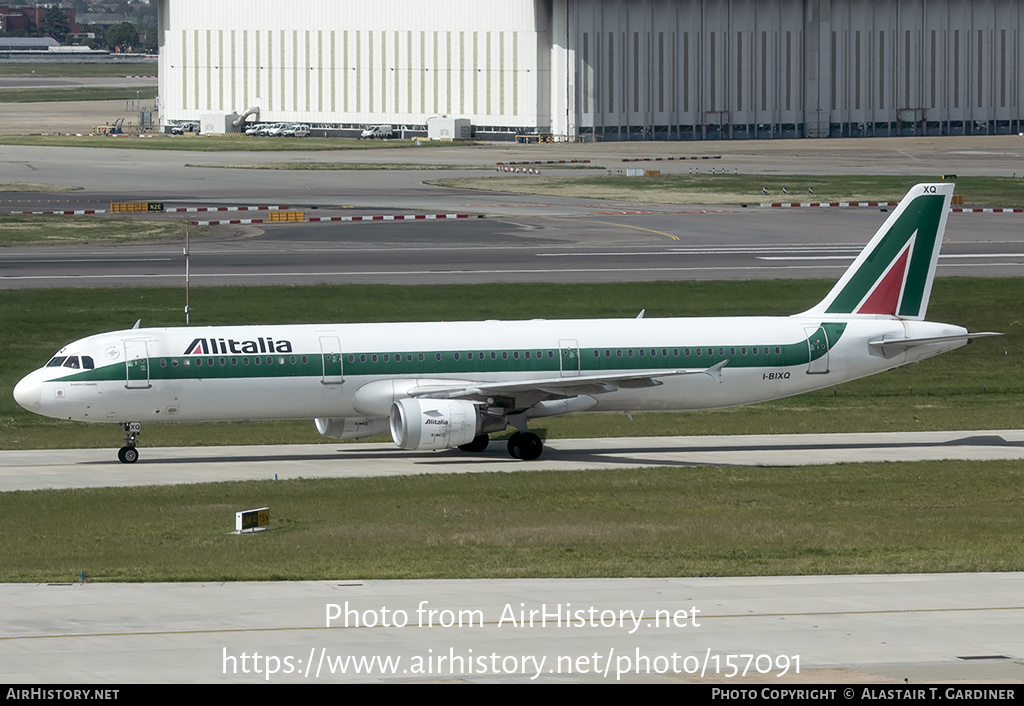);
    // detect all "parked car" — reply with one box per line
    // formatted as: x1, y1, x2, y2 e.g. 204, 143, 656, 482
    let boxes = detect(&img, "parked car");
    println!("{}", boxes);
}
281, 124, 310, 137
256, 123, 286, 136
170, 122, 199, 135
359, 124, 393, 139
